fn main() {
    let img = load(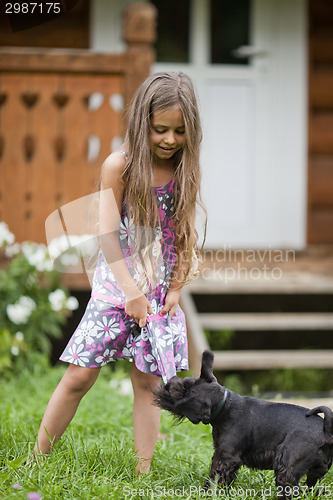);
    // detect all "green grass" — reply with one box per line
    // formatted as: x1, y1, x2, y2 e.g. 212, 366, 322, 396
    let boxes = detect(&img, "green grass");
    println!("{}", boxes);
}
1, 365, 333, 499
